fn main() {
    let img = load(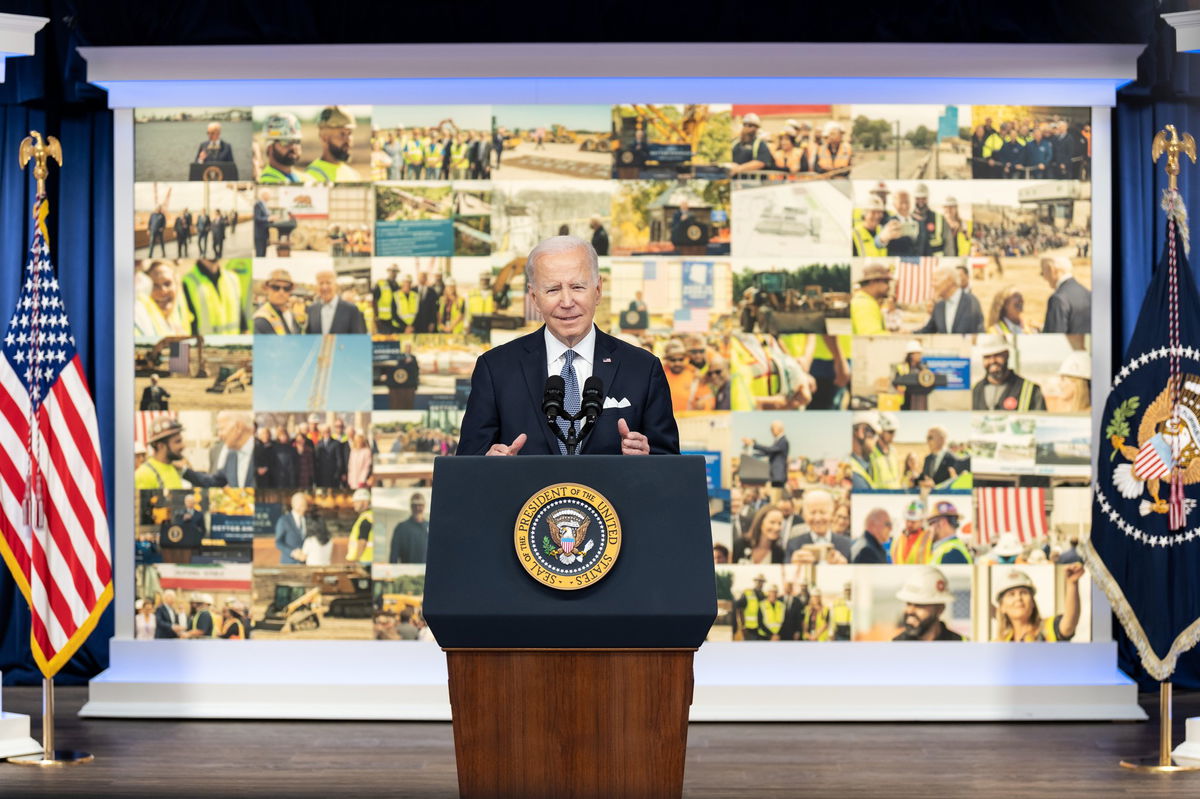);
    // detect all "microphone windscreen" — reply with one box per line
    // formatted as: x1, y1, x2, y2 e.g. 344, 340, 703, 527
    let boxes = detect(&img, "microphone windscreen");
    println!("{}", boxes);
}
581, 376, 604, 419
